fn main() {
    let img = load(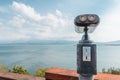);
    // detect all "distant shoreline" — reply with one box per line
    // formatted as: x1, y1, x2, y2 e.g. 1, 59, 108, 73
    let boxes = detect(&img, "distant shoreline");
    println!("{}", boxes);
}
103, 44, 120, 46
